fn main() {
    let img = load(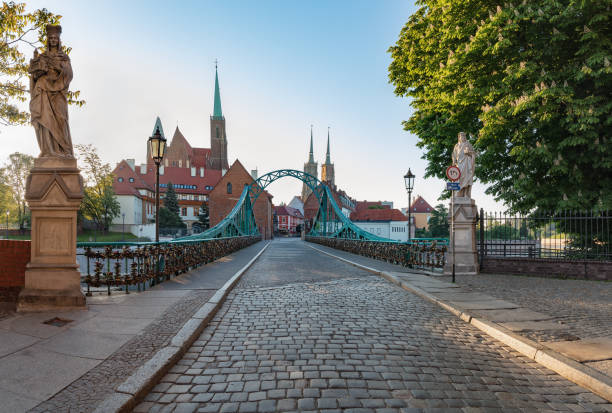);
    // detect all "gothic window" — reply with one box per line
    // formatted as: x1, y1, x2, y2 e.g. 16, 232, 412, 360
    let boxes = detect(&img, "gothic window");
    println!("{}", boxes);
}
216, 126, 220, 139
227, 183, 232, 194
179, 160, 183, 167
